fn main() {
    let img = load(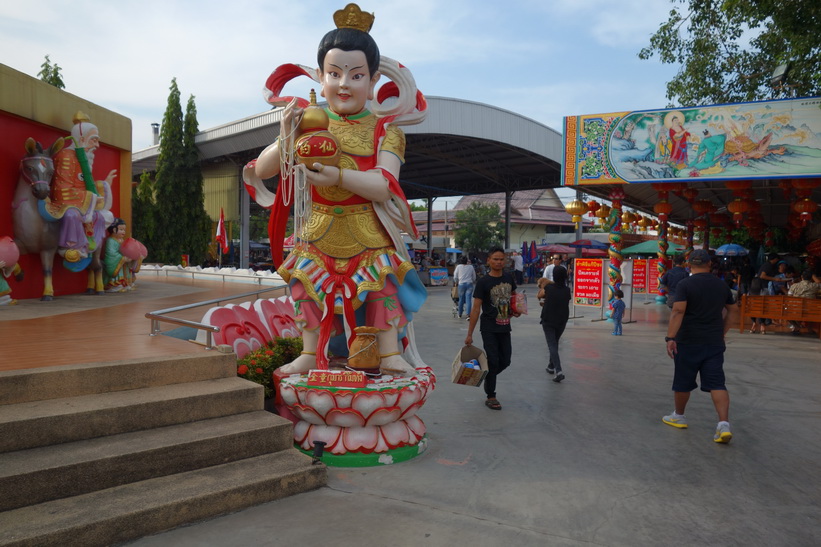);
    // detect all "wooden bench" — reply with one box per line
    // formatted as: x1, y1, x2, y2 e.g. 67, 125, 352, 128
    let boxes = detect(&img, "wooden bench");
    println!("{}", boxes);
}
739, 294, 821, 339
